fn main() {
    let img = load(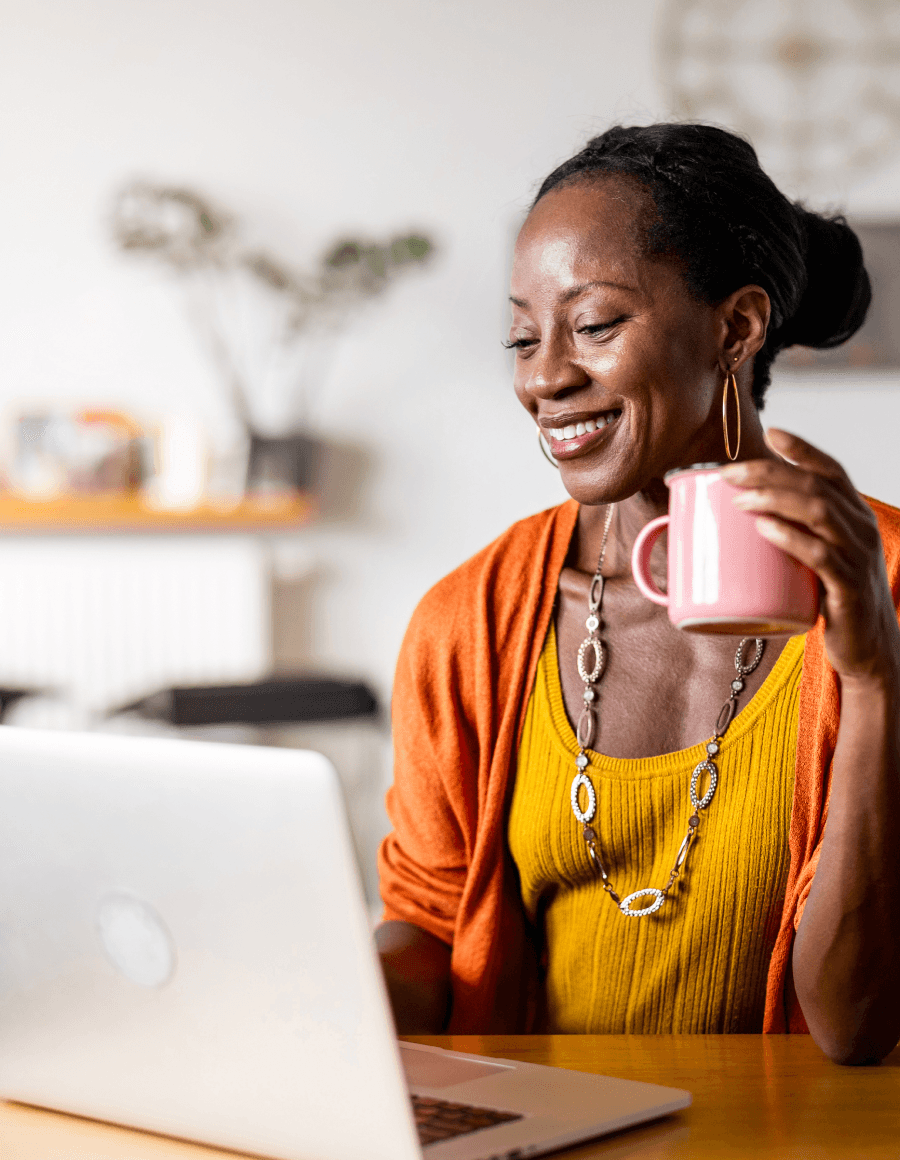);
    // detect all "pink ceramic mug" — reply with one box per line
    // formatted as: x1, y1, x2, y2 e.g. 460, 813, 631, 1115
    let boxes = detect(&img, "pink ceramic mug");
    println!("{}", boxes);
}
631, 463, 820, 635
